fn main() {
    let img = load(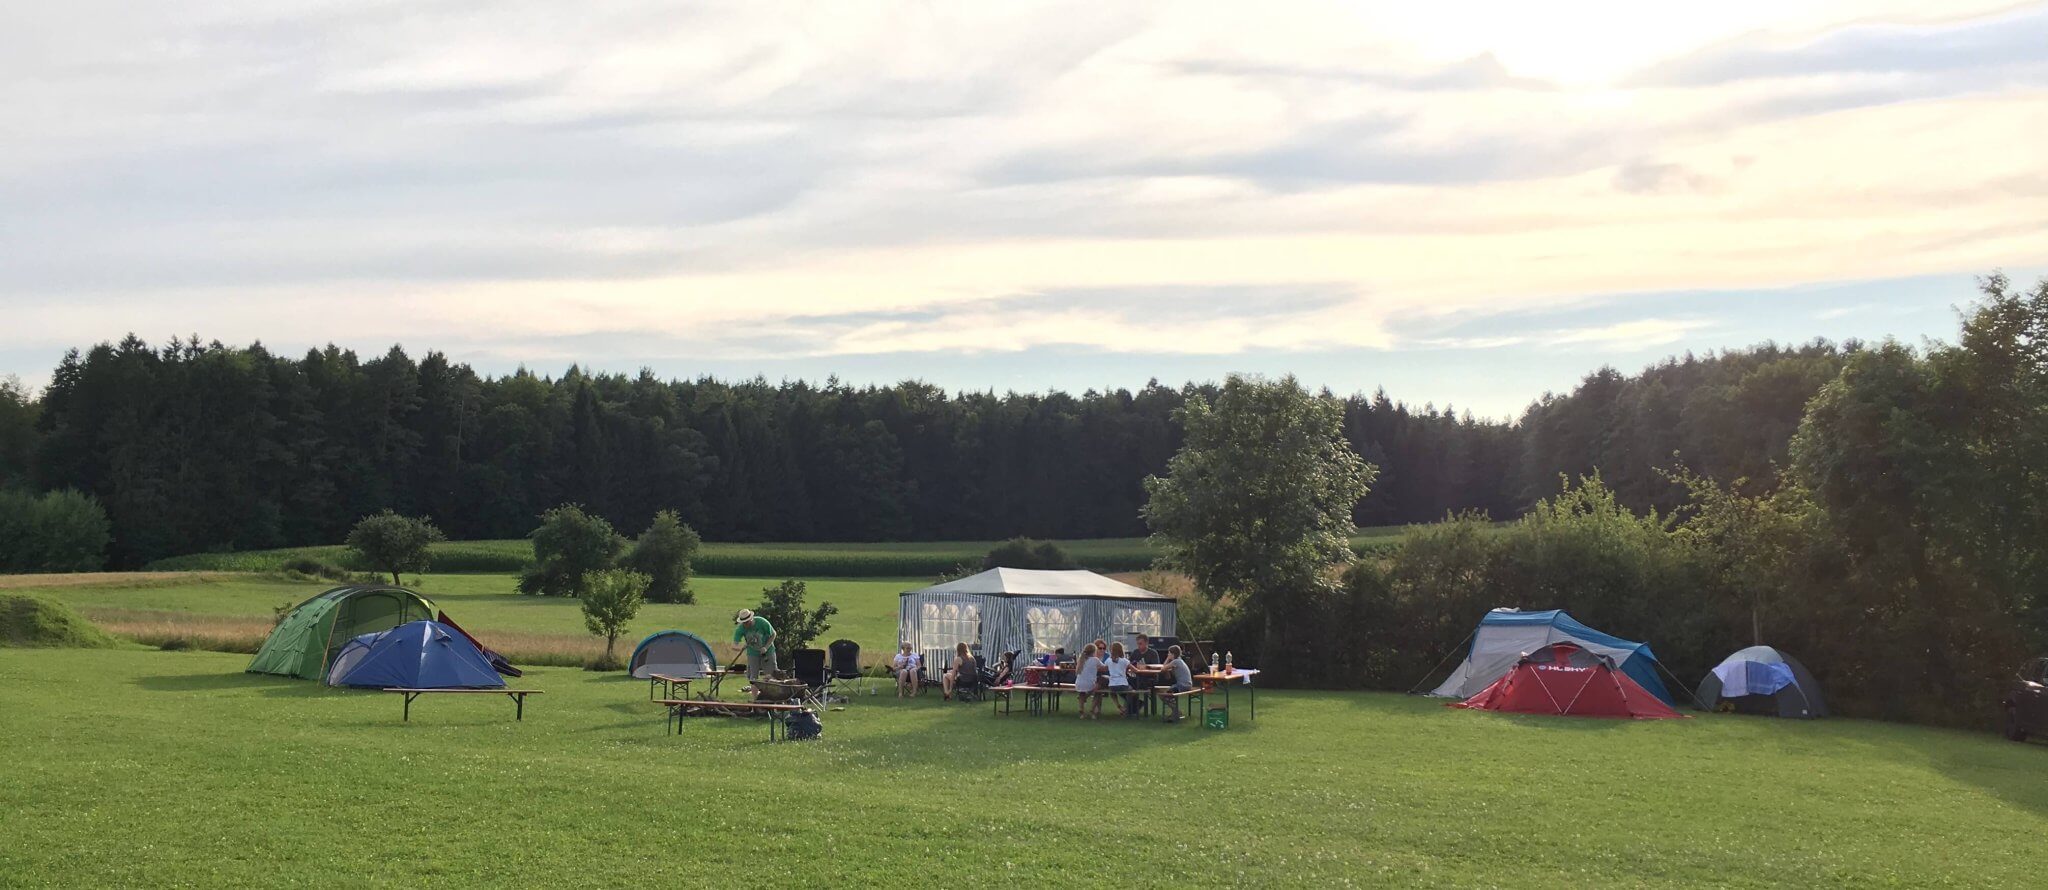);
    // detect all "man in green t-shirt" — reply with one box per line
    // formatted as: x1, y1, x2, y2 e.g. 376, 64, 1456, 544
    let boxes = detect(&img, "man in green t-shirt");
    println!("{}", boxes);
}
731, 609, 777, 679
